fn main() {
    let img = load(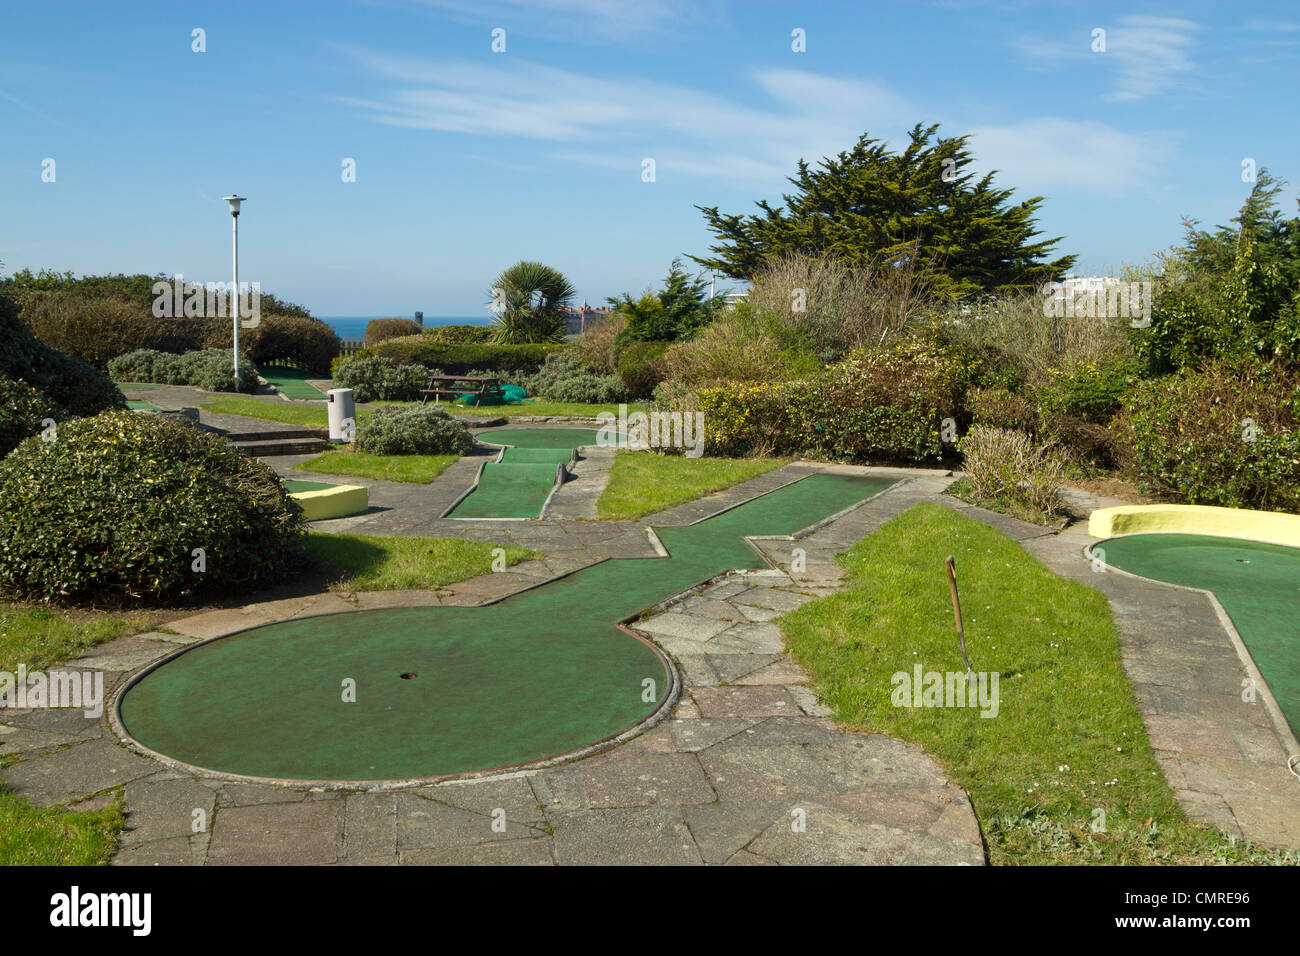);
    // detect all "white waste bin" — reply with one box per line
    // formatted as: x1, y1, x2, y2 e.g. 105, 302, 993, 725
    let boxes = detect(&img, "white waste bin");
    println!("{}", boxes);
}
327, 388, 356, 443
